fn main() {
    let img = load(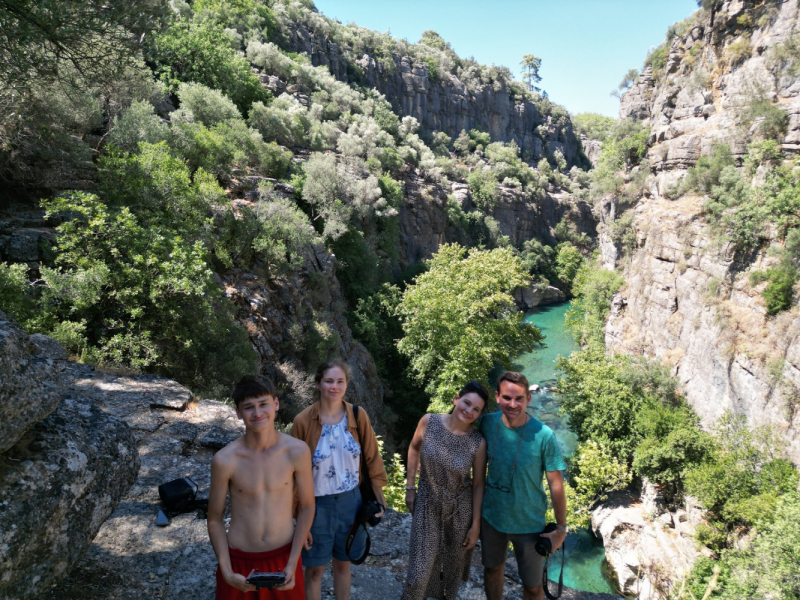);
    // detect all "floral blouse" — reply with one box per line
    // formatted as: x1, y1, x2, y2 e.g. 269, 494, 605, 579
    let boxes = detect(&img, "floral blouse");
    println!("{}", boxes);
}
311, 414, 361, 496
